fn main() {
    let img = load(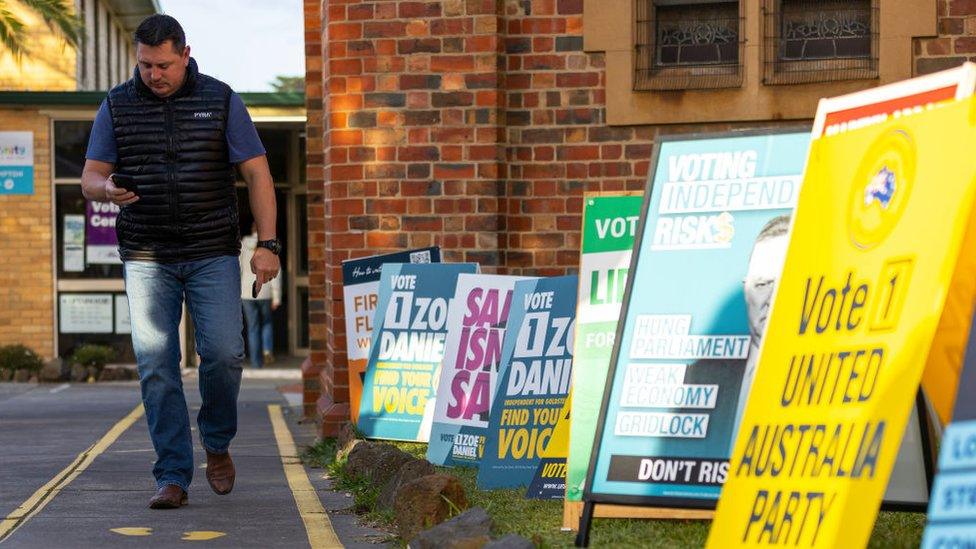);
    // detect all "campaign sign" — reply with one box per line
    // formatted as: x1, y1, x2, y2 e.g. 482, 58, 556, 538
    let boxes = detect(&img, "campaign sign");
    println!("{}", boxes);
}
0, 132, 33, 194
427, 273, 535, 467
526, 393, 573, 499
584, 131, 808, 509
811, 62, 976, 426
358, 262, 478, 442
86, 201, 121, 264
477, 275, 578, 490
923, 315, 976, 547
341, 247, 440, 424
707, 96, 976, 547
924, 376, 976, 546
565, 194, 643, 504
